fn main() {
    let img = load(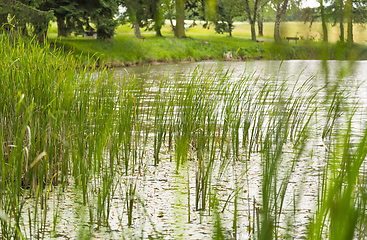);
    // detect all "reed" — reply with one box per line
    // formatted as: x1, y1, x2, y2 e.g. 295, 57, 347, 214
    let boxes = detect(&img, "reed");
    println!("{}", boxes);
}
152, 77, 170, 166
2, 29, 367, 239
